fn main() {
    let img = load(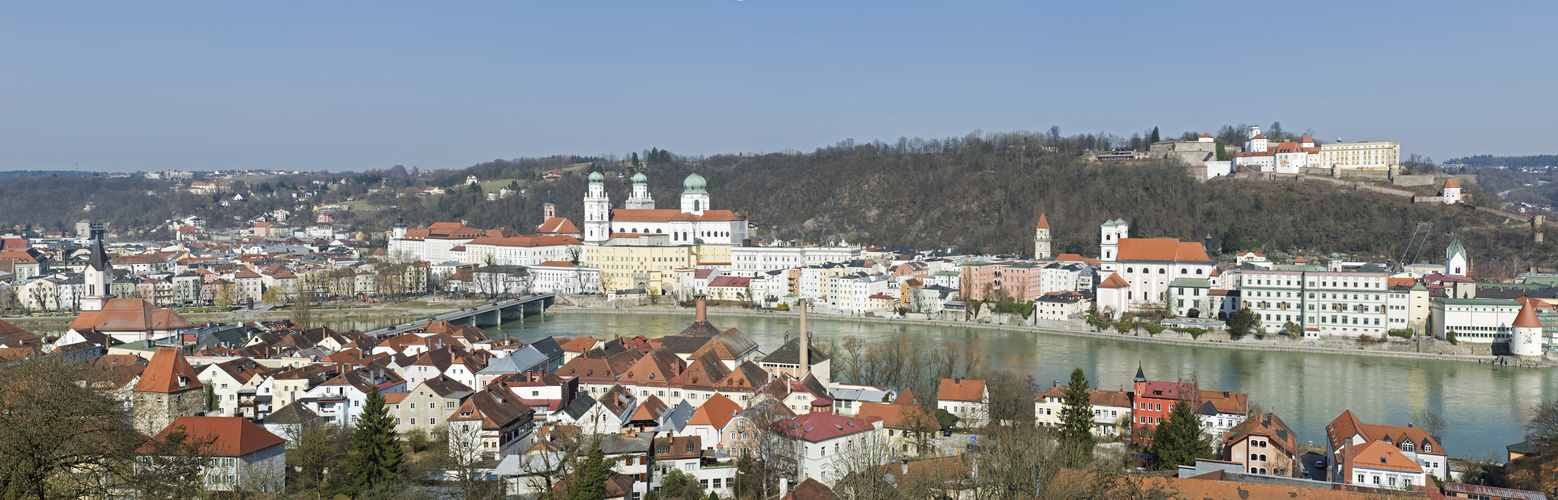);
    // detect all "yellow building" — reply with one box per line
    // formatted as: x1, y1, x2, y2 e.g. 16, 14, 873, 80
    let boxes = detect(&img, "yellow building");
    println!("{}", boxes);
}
584, 235, 734, 294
